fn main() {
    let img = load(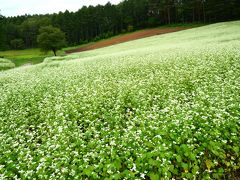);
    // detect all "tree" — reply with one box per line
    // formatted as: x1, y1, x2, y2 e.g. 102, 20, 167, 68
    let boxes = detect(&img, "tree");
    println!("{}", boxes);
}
10, 38, 24, 49
21, 16, 51, 48
0, 14, 6, 50
37, 25, 66, 56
